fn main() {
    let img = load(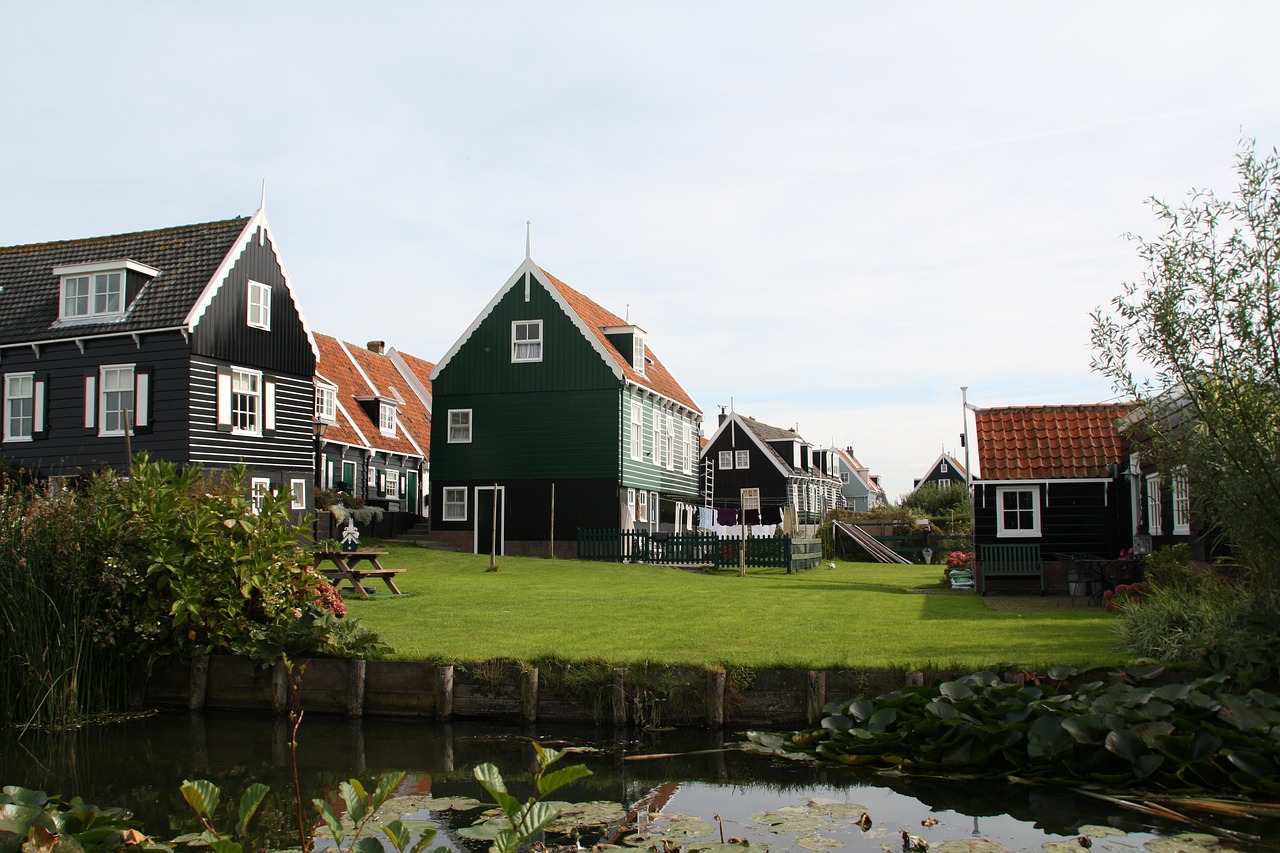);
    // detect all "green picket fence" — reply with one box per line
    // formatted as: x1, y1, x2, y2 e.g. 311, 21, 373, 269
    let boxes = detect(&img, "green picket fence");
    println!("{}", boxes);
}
577, 529, 797, 569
